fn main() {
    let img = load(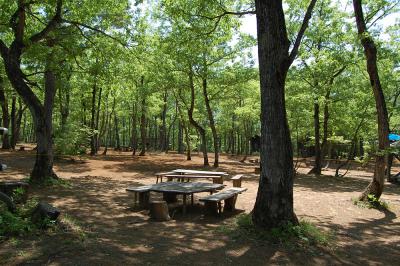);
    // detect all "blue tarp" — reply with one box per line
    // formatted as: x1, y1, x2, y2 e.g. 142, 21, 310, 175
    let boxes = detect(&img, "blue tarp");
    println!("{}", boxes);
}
389, 134, 400, 141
